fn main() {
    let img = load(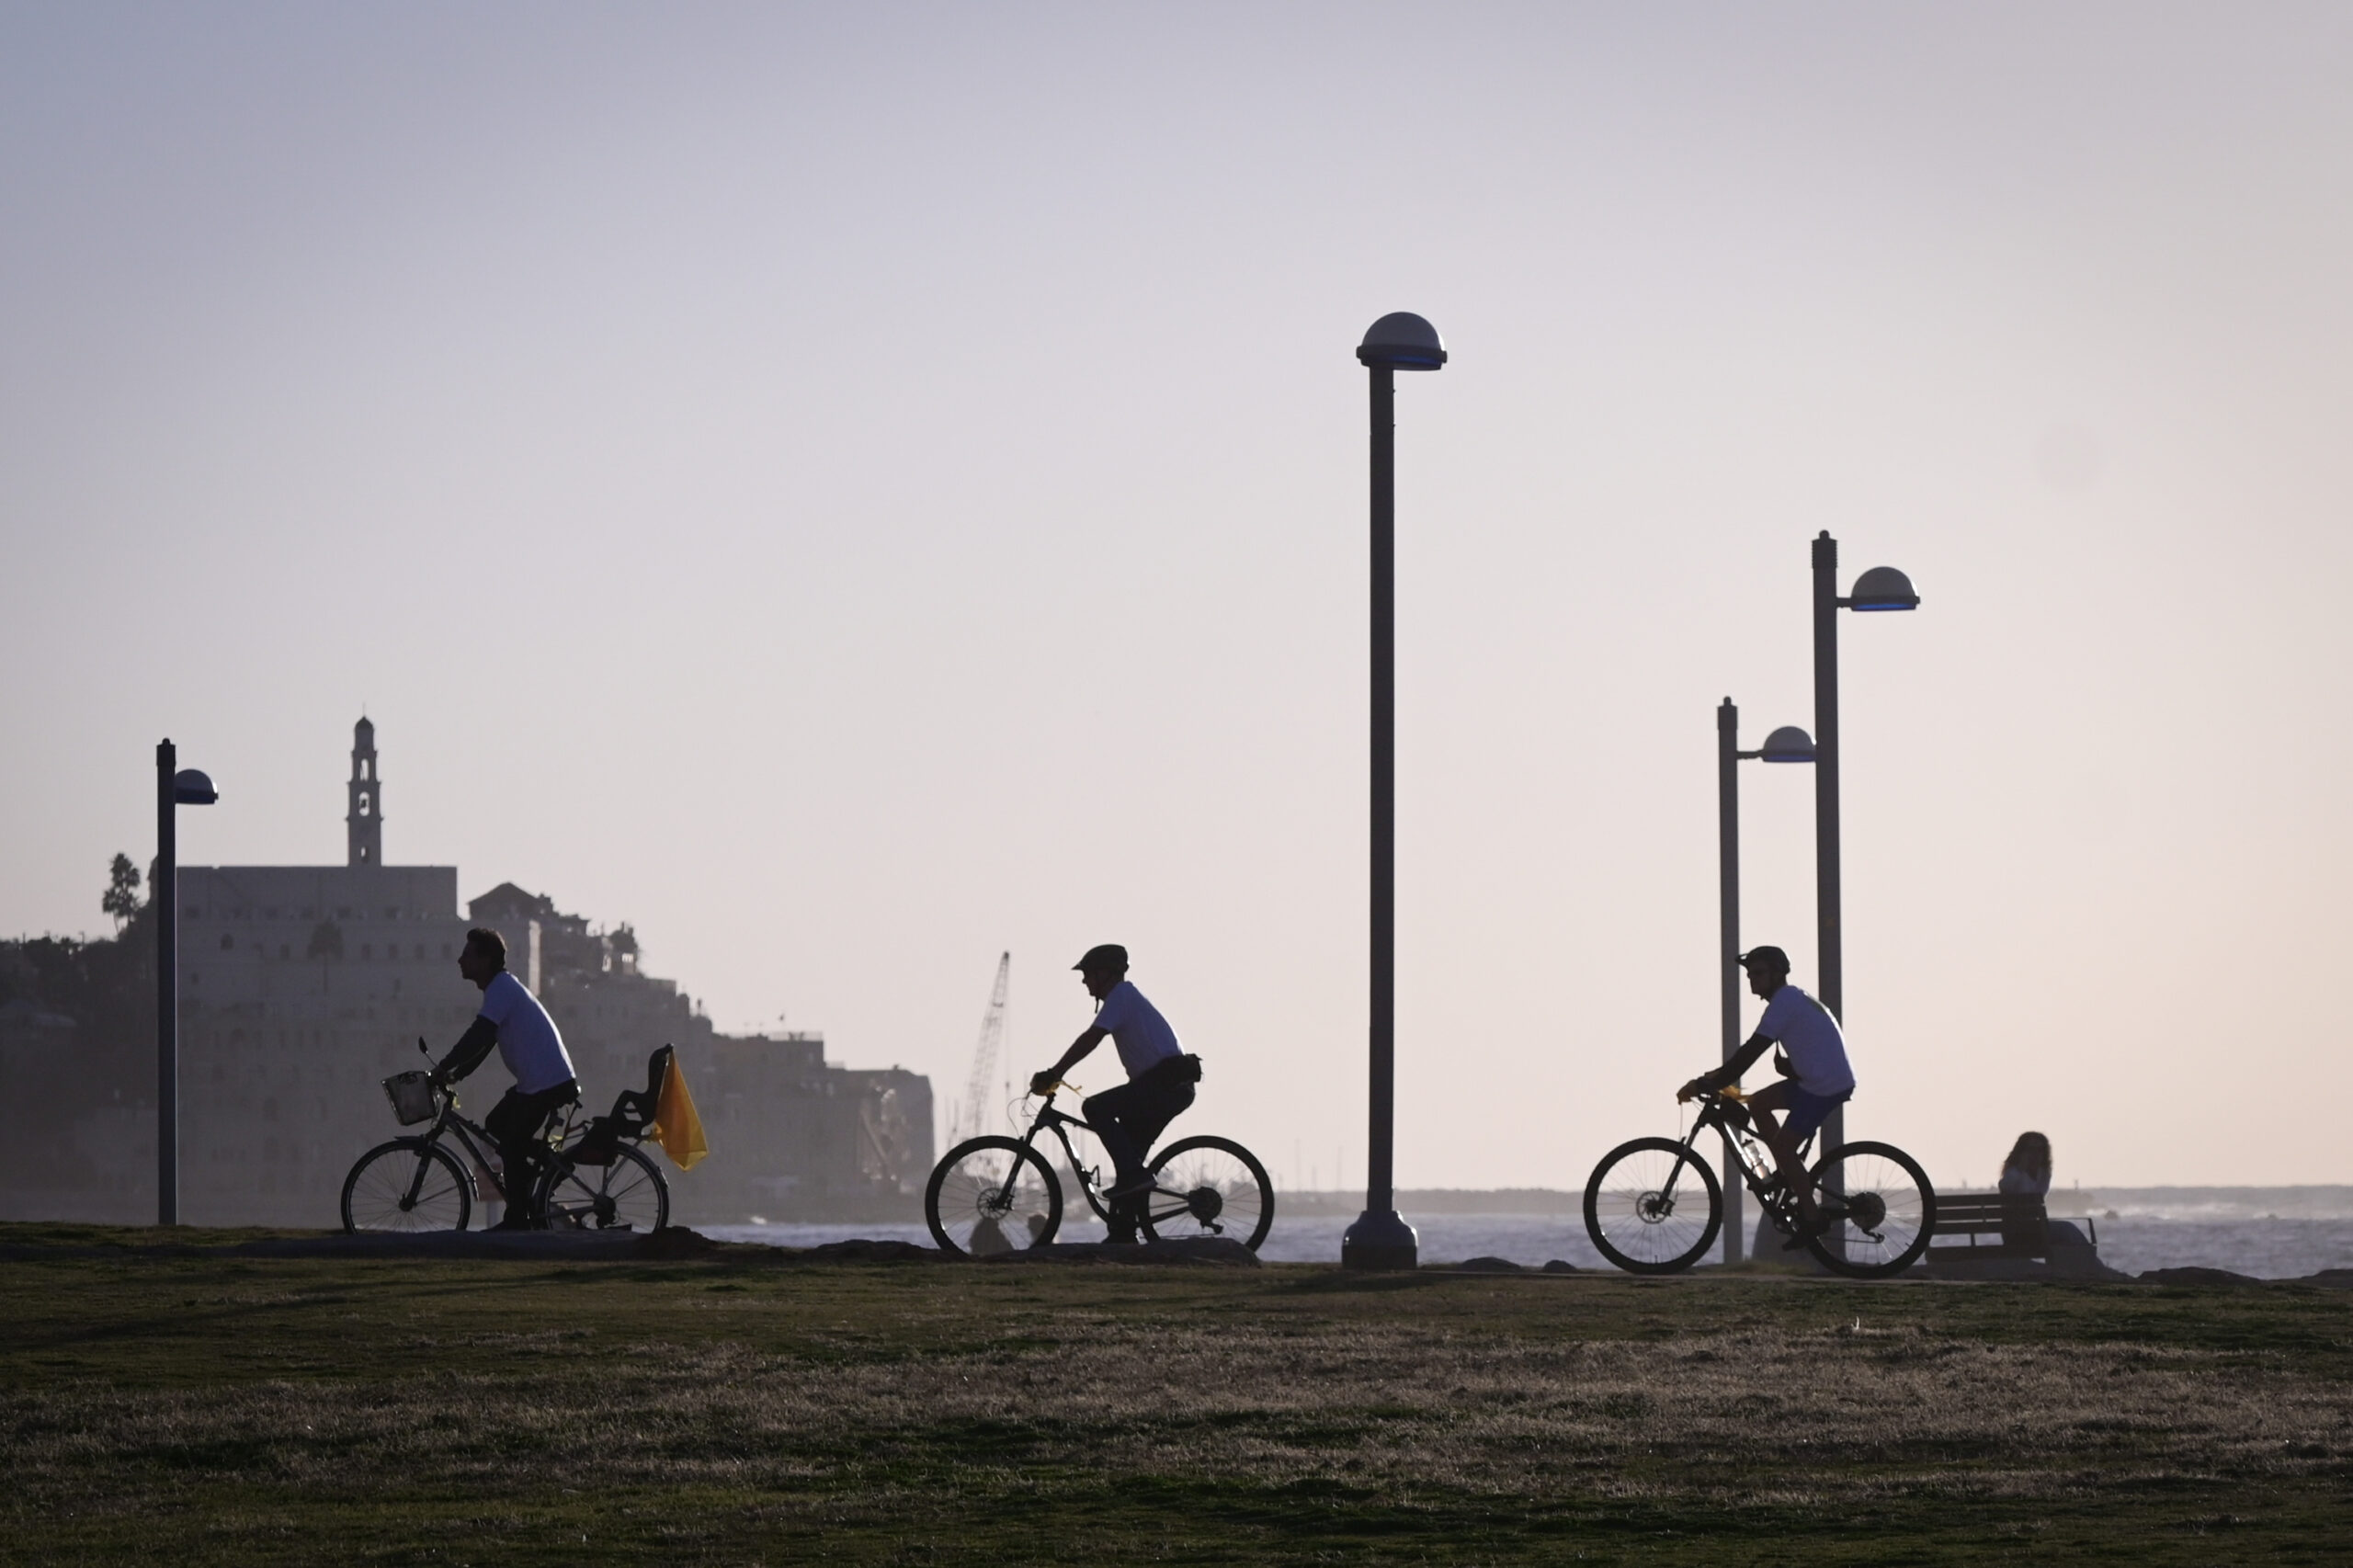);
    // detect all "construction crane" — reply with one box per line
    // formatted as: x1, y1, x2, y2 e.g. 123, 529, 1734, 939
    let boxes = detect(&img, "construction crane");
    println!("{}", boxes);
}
955, 952, 1012, 1144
